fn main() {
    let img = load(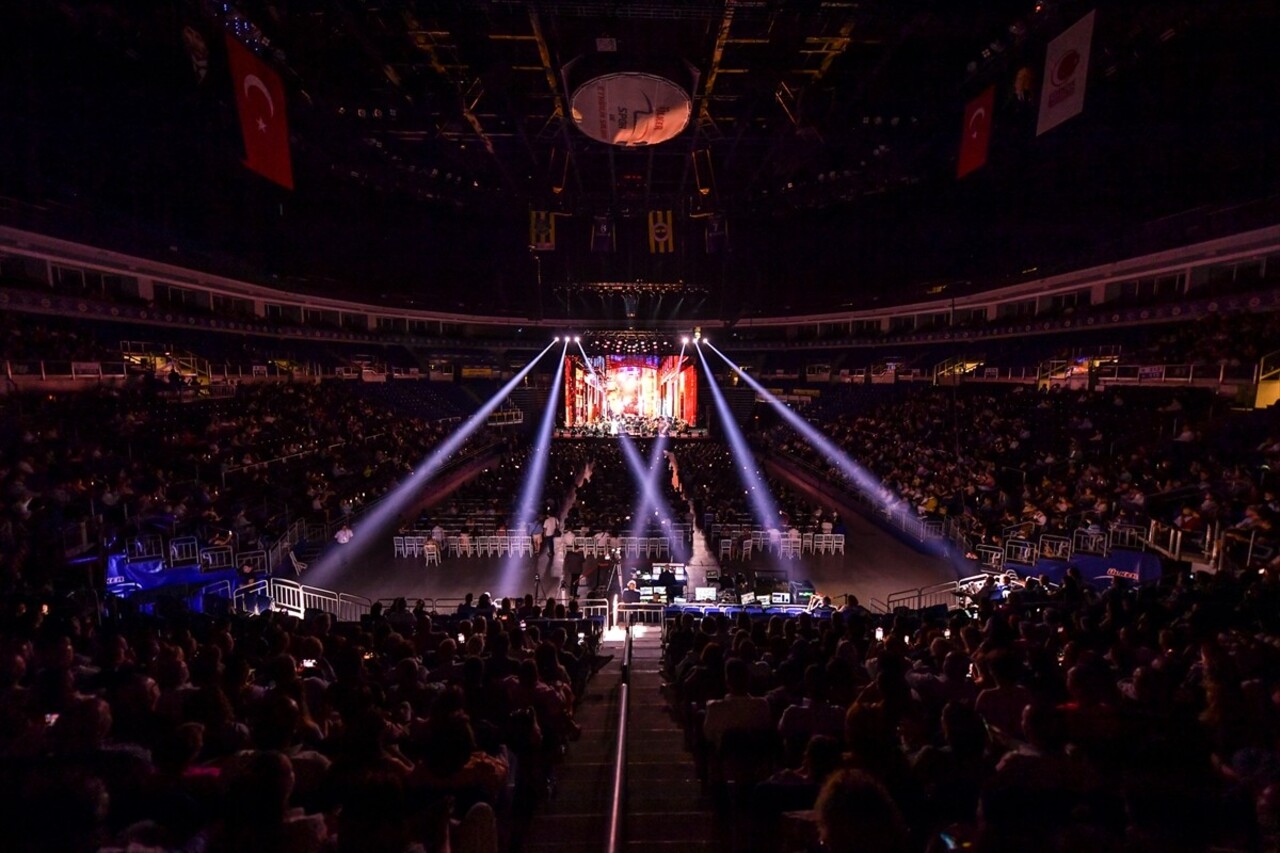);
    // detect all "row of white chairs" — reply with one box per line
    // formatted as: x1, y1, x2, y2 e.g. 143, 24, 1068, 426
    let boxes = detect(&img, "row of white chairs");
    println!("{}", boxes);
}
718, 533, 846, 560
403, 534, 536, 559
394, 532, 679, 562
392, 536, 443, 564
583, 536, 671, 559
